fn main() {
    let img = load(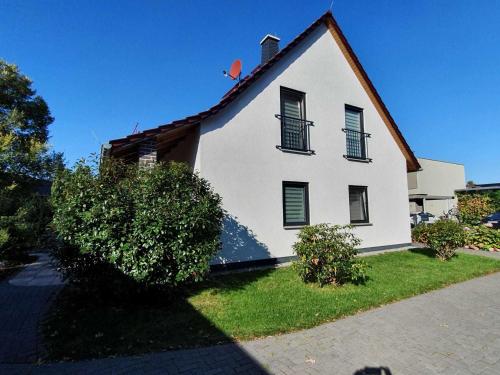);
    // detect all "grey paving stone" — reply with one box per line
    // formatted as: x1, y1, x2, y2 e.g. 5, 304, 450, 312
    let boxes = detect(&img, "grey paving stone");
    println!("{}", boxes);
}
0, 252, 64, 364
